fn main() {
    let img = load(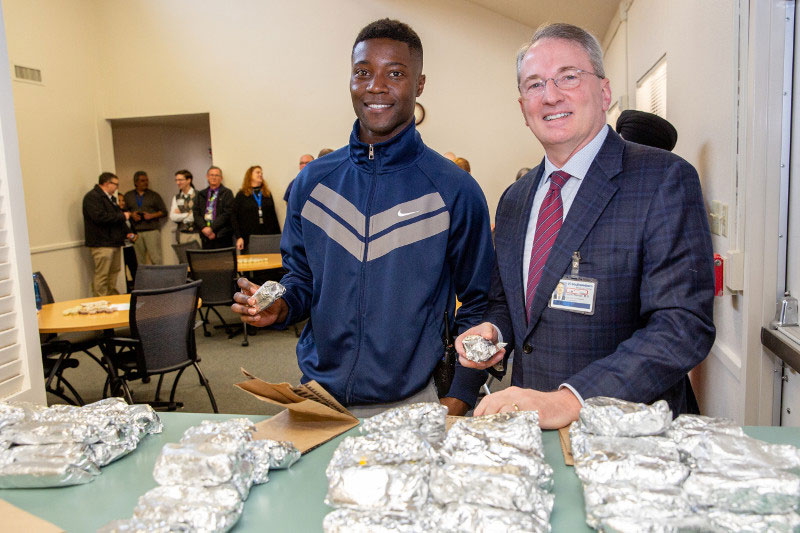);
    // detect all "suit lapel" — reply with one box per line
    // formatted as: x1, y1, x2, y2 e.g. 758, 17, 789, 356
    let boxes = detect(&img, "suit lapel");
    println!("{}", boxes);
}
525, 130, 625, 333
